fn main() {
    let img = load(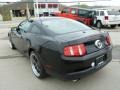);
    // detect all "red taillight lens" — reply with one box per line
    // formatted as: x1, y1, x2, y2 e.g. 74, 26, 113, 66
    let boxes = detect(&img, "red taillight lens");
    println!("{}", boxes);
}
105, 16, 109, 20
64, 44, 87, 57
105, 34, 111, 46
